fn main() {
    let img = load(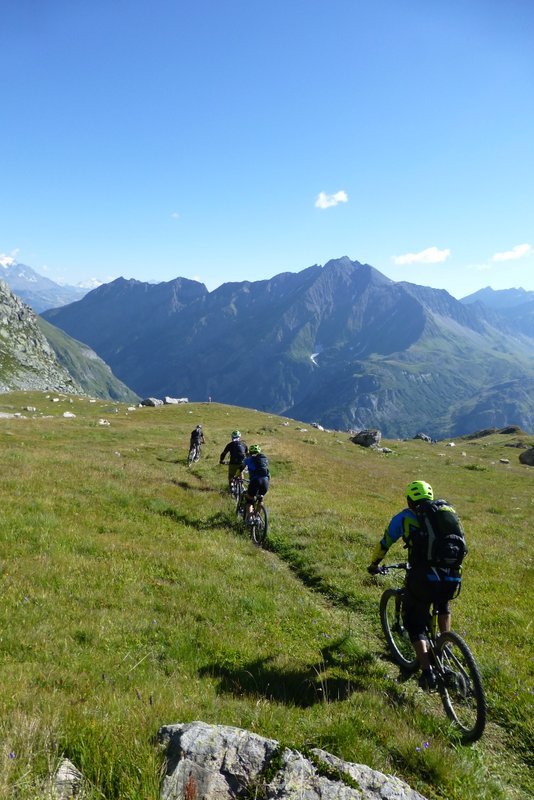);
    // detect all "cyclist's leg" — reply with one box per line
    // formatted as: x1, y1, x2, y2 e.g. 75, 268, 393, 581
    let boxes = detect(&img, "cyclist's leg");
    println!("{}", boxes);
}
403, 579, 432, 671
436, 583, 457, 633
245, 478, 260, 521
228, 463, 237, 488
